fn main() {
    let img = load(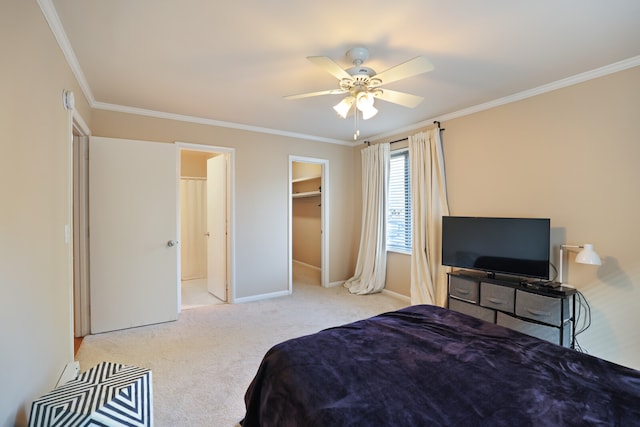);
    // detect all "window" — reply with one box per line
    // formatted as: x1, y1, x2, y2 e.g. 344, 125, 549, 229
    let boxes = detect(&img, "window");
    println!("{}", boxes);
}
387, 149, 411, 253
